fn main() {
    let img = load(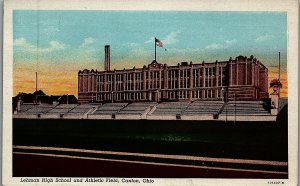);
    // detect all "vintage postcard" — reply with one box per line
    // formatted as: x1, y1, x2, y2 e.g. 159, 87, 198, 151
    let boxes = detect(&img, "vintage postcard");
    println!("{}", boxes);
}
2, 0, 298, 185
